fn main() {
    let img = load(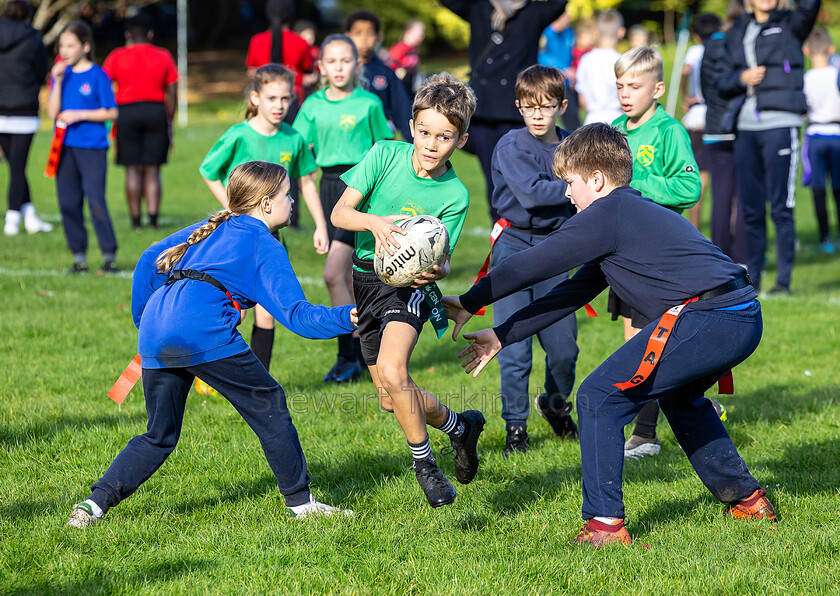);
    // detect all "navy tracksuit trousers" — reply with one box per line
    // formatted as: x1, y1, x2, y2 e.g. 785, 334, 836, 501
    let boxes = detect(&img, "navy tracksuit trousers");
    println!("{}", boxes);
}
733, 128, 799, 290
56, 145, 118, 257
576, 300, 763, 520
89, 350, 312, 512
491, 236, 578, 426
707, 140, 746, 264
